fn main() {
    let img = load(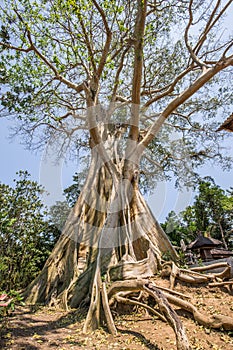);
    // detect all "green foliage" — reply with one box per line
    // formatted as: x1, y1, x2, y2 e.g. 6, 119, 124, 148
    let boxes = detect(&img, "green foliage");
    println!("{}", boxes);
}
48, 171, 85, 230
48, 200, 71, 232
0, 290, 25, 317
0, 1, 232, 196
63, 172, 84, 207
162, 178, 233, 249
186, 177, 233, 247
0, 1, 232, 181
0, 171, 59, 291
161, 211, 186, 246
